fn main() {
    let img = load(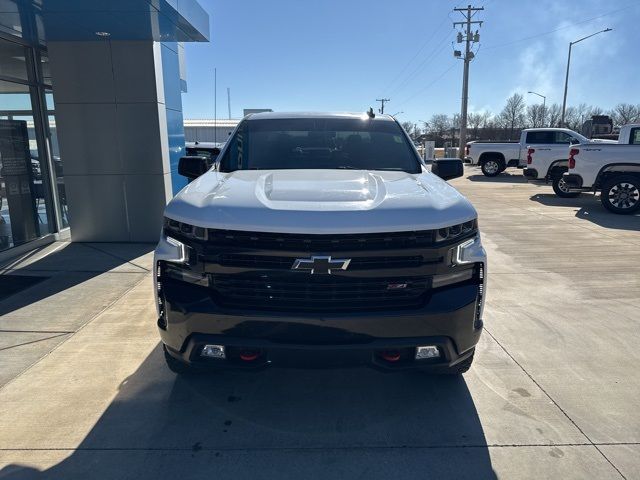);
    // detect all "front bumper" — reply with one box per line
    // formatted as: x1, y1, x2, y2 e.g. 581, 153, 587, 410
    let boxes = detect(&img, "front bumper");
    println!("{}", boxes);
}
523, 168, 538, 179
159, 279, 483, 371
